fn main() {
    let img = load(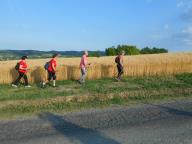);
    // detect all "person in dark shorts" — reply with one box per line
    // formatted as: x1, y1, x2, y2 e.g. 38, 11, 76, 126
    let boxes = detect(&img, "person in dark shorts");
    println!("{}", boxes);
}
115, 51, 125, 81
12, 56, 31, 88
42, 54, 58, 87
